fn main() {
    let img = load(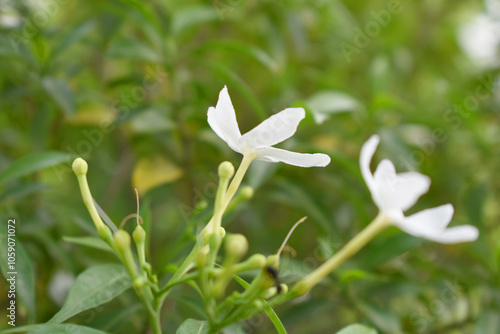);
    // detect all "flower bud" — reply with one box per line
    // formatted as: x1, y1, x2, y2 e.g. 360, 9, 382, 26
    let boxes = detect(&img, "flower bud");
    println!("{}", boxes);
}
72, 158, 88, 176
133, 276, 146, 289
218, 161, 235, 179
224, 234, 248, 259
239, 186, 254, 199
266, 254, 279, 268
133, 224, 146, 245
114, 230, 131, 252
247, 254, 267, 269
196, 245, 210, 267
